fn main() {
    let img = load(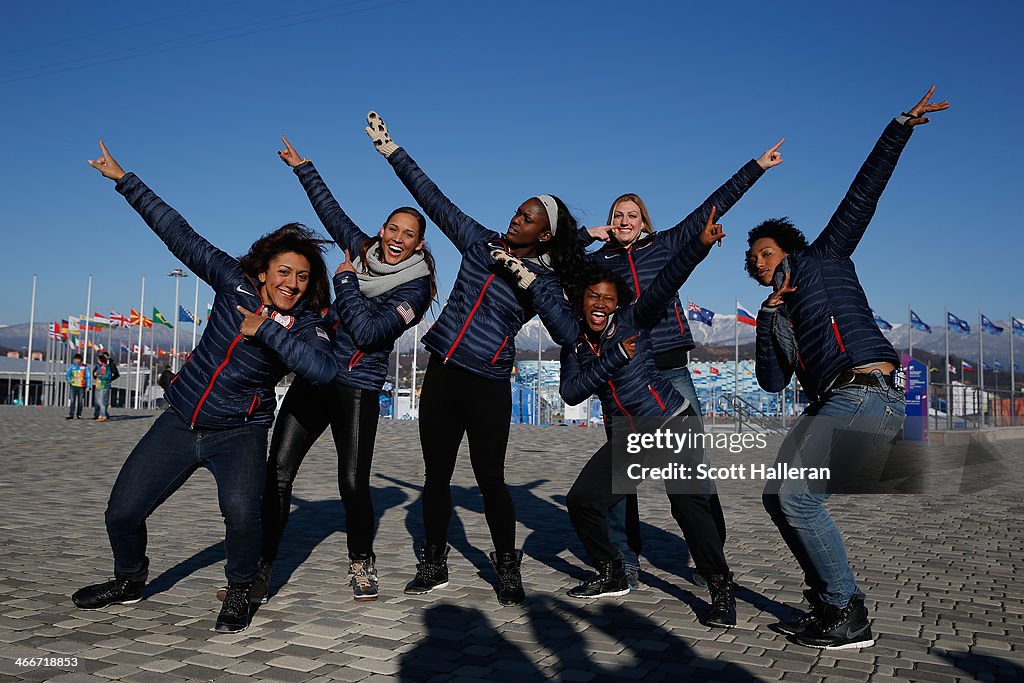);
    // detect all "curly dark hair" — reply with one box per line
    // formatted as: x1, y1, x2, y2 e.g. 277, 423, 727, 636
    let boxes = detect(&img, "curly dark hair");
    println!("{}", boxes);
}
537, 195, 590, 295
567, 263, 635, 320
238, 223, 332, 312
744, 217, 809, 280
356, 207, 439, 300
